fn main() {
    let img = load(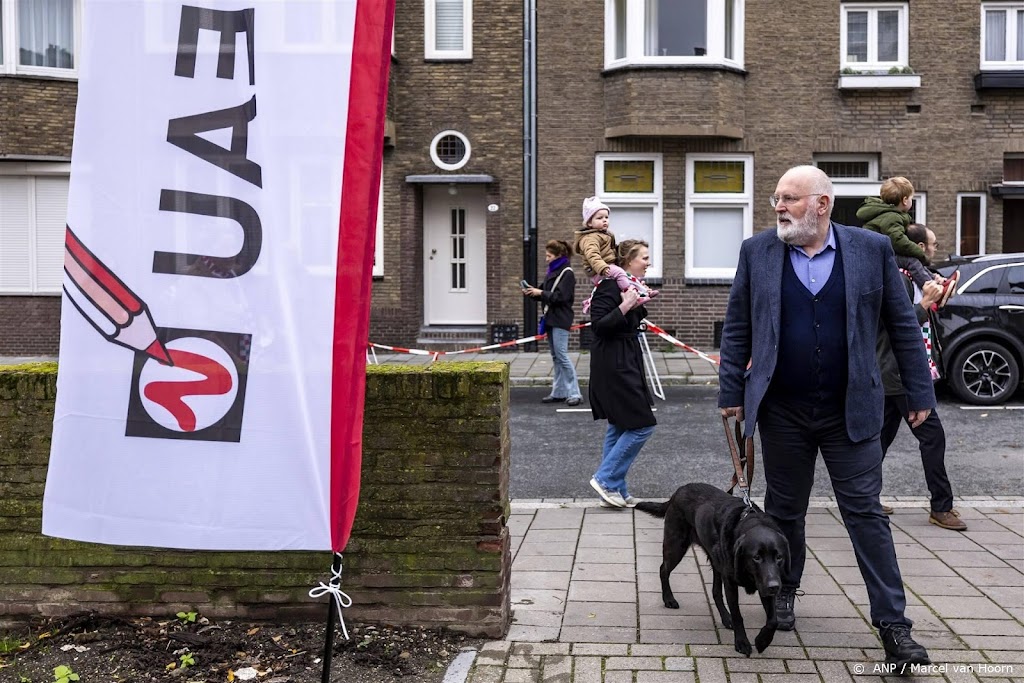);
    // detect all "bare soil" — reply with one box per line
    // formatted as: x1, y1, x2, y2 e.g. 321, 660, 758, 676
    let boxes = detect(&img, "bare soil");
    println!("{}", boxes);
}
0, 613, 480, 683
